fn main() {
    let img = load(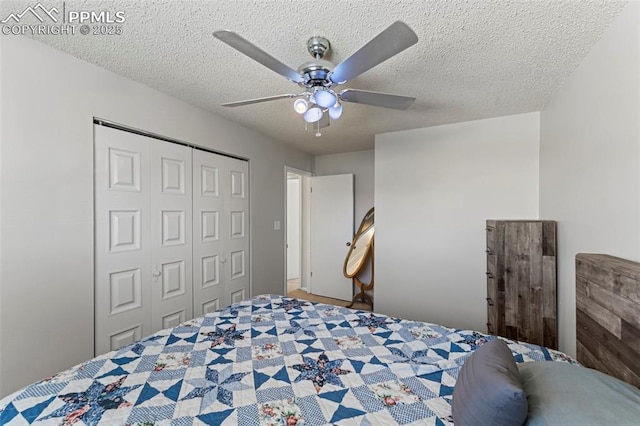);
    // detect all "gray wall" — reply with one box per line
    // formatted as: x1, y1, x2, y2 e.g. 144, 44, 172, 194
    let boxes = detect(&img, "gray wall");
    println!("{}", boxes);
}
0, 36, 312, 397
375, 113, 540, 332
539, 2, 640, 356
